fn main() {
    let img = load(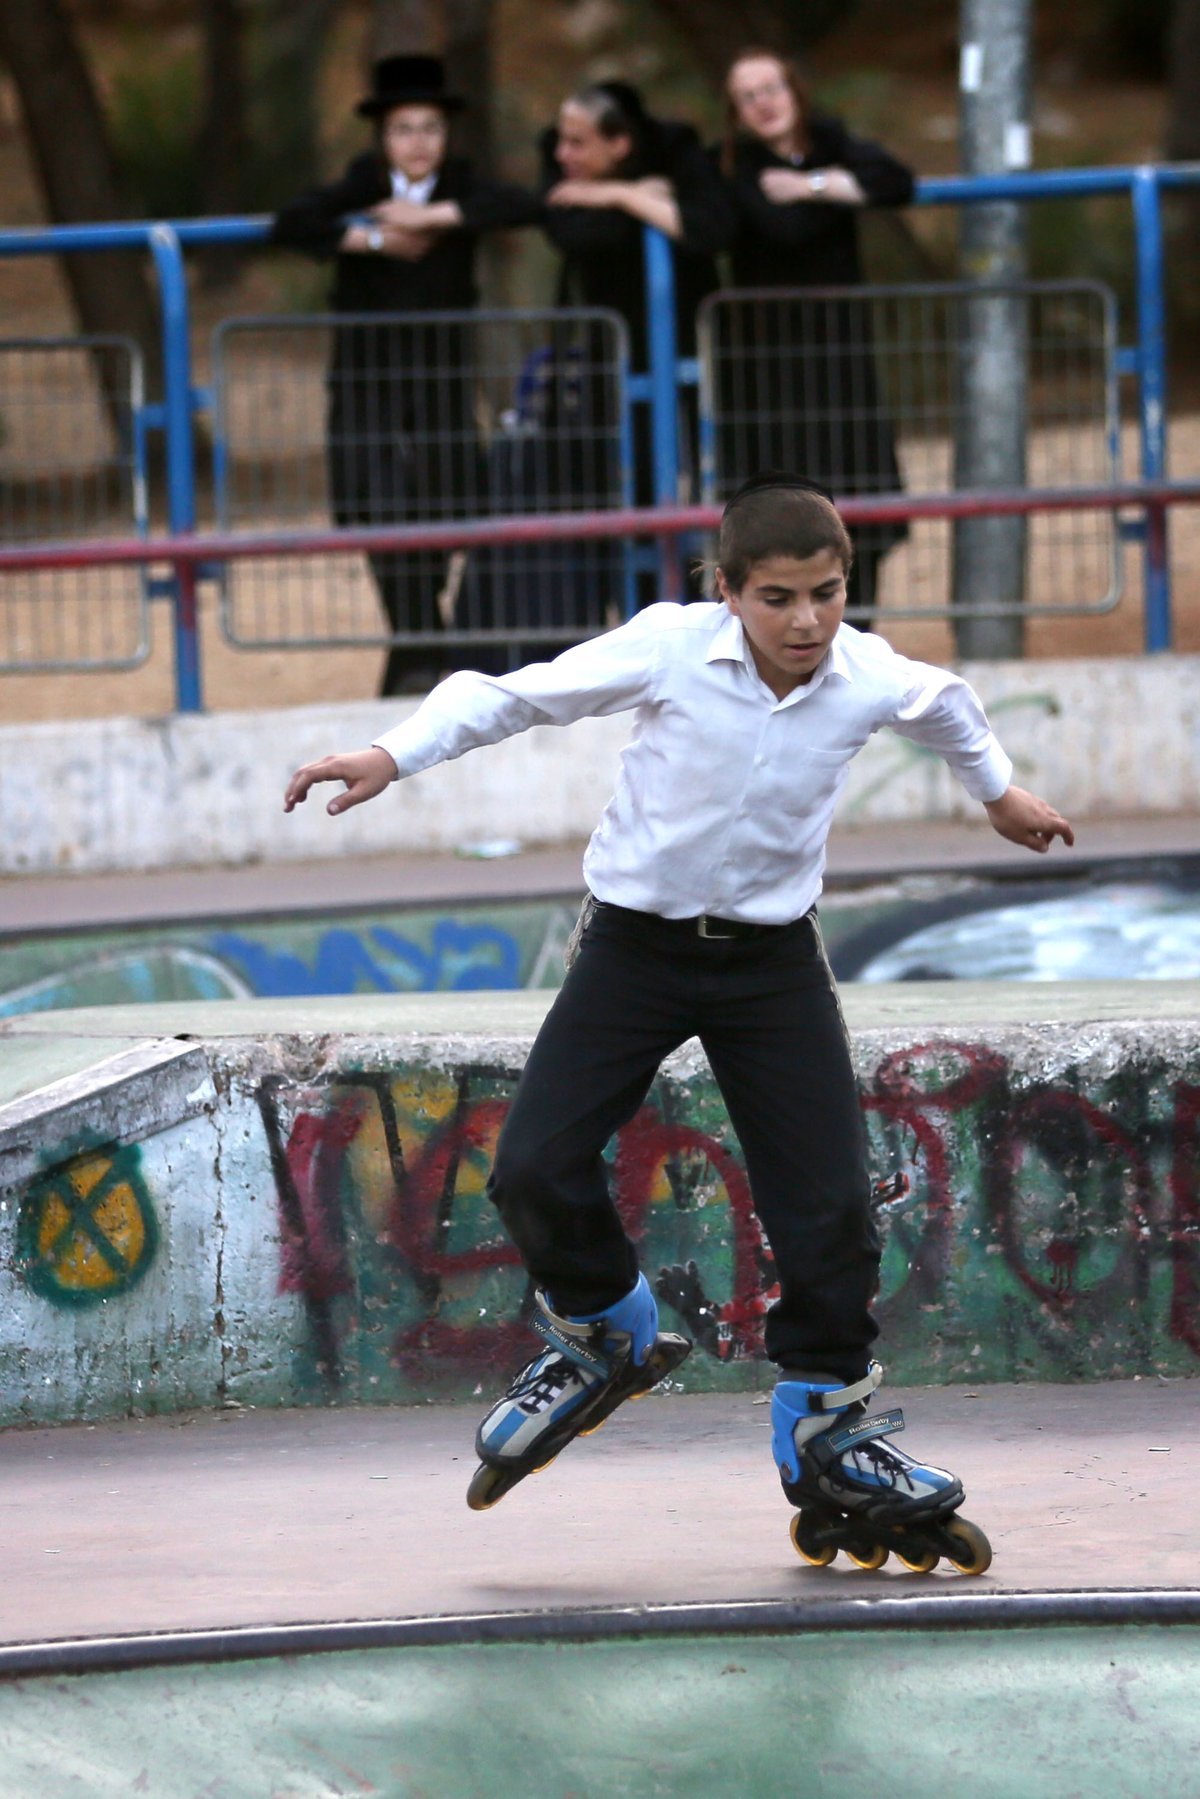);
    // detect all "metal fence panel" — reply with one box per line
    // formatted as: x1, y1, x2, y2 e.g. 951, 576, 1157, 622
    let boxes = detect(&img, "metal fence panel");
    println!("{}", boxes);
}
0, 337, 148, 671
698, 281, 1122, 620
212, 309, 632, 667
